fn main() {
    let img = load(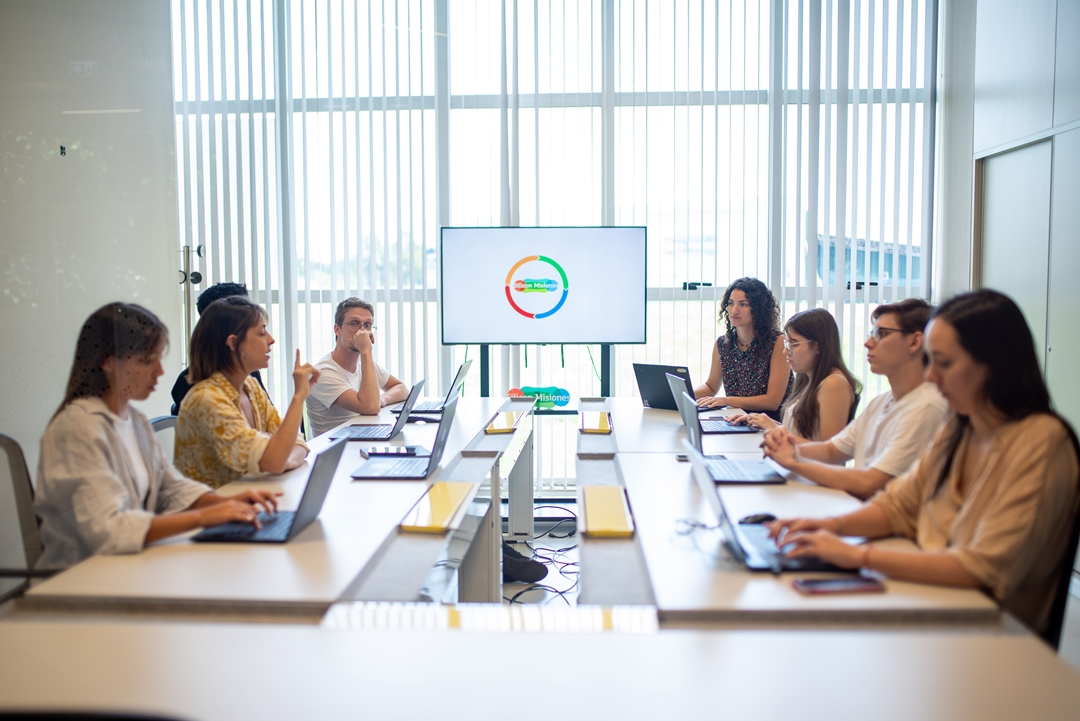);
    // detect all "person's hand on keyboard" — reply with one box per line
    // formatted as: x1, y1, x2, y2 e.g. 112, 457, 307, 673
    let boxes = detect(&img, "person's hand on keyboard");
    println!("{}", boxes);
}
728, 412, 778, 432
195, 489, 282, 529
766, 517, 861, 569
696, 395, 730, 409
